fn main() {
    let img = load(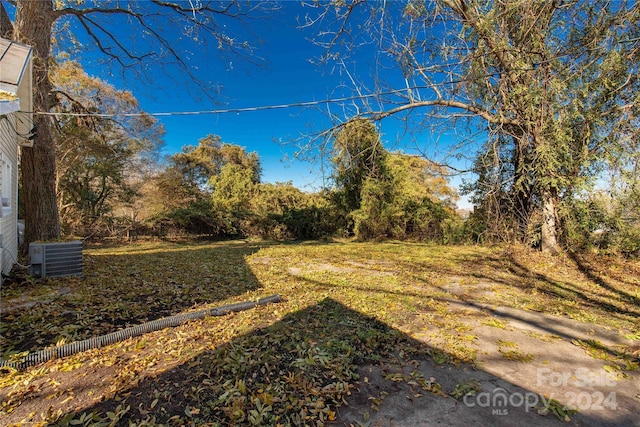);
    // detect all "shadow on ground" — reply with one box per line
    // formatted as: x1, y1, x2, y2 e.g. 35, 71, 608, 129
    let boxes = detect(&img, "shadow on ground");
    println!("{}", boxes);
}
0, 241, 264, 356
2, 242, 638, 426
398, 247, 639, 324
35, 298, 637, 426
